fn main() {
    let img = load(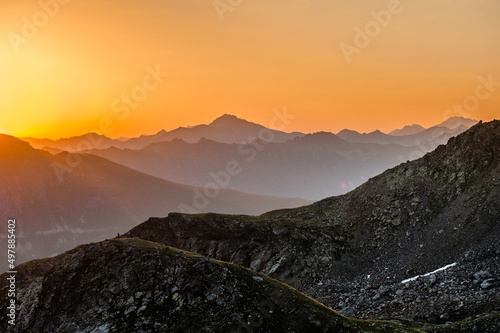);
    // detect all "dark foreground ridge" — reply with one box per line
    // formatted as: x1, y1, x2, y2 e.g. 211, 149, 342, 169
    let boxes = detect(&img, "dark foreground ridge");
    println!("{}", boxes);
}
1, 121, 498, 332
0, 239, 422, 332
123, 120, 500, 331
